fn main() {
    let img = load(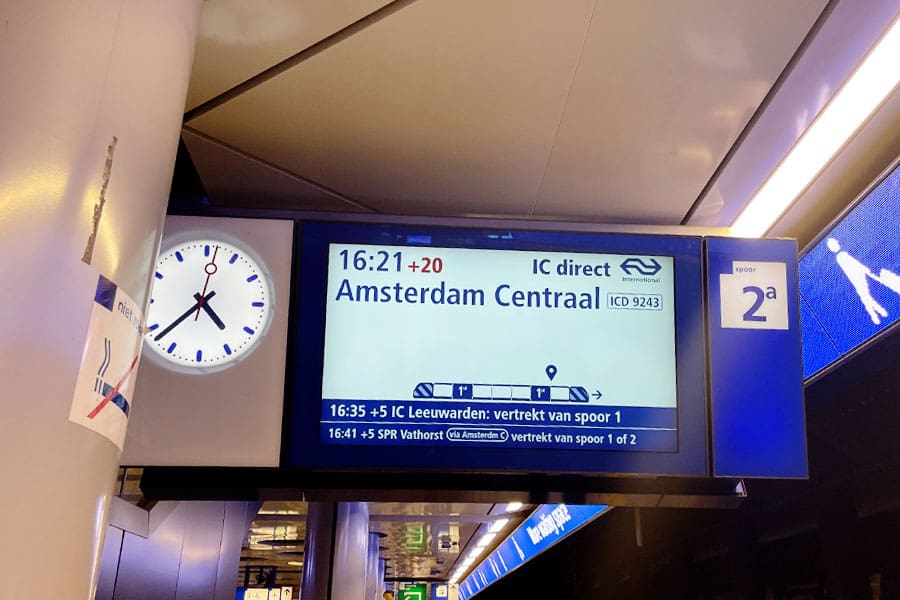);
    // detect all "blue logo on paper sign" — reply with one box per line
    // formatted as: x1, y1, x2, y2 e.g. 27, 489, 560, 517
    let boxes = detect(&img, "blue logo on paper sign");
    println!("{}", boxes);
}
619, 257, 662, 276
94, 275, 118, 312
